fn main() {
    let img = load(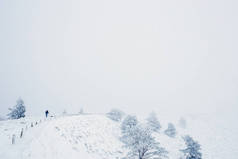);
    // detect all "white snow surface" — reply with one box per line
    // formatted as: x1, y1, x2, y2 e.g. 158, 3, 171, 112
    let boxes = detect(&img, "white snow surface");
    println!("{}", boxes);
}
0, 113, 237, 159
